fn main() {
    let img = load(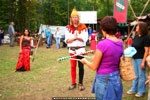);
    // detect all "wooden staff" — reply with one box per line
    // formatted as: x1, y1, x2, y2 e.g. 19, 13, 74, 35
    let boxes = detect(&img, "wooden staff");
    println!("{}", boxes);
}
70, 58, 80, 61
57, 50, 94, 61
32, 35, 41, 62
32, 24, 43, 62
